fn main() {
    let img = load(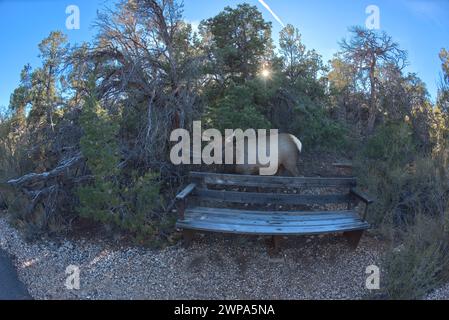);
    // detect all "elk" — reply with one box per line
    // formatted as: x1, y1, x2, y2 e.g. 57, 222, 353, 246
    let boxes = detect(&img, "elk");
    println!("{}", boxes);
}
224, 132, 302, 176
